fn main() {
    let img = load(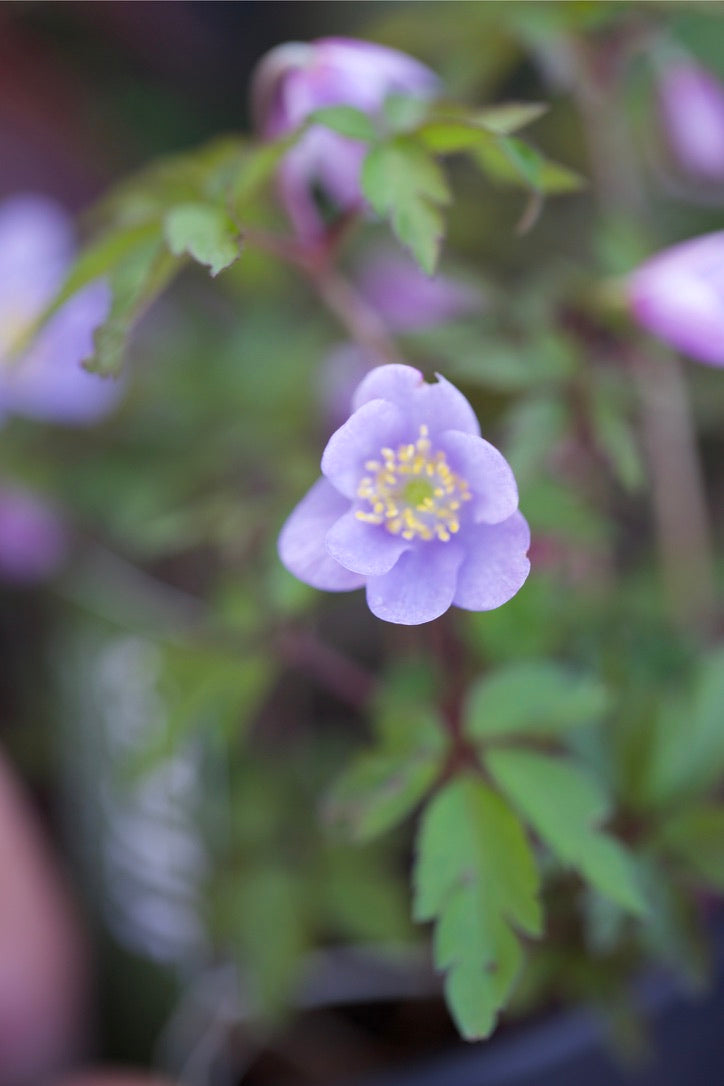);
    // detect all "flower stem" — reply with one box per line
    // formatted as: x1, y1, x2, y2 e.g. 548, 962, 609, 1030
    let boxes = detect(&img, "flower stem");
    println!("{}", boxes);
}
629, 347, 716, 630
